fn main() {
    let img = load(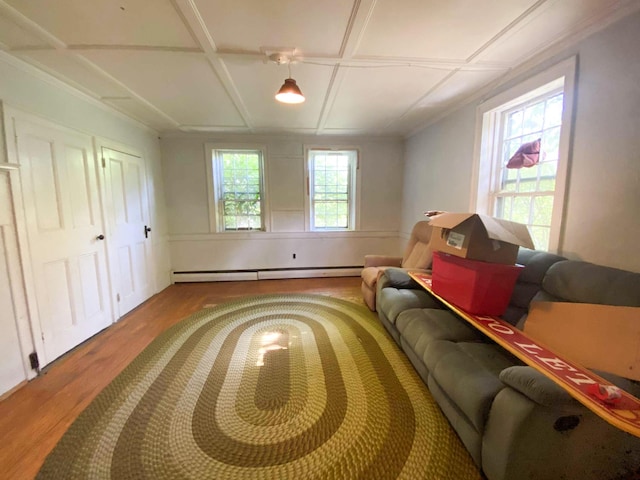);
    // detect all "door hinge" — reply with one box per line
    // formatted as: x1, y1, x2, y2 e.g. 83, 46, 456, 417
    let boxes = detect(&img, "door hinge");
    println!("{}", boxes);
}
101, 157, 106, 168
117, 293, 120, 302
29, 352, 40, 371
